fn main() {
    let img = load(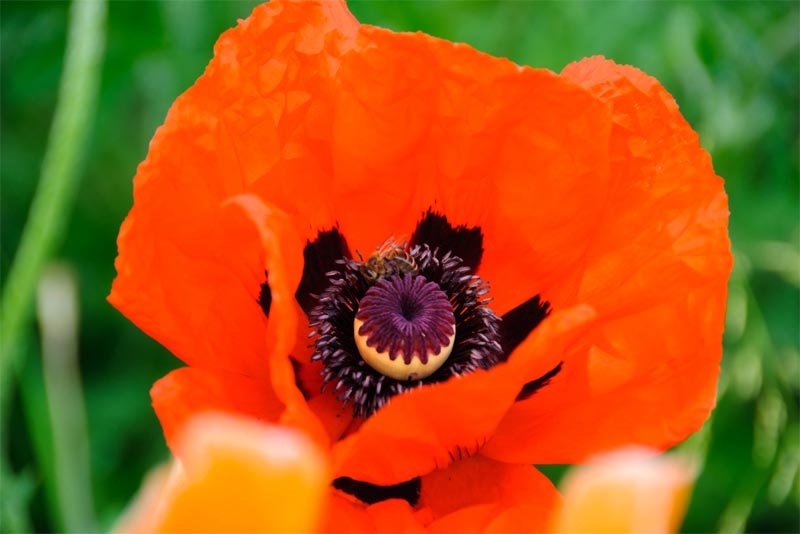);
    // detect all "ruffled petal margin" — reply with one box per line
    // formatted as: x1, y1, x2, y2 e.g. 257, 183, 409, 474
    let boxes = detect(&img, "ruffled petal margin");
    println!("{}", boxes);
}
332, 25, 613, 315
482, 57, 732, 464
109, 0, 358, 376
